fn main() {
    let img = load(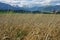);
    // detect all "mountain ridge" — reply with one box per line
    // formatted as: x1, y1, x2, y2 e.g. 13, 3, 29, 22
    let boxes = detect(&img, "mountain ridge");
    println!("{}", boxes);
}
0, 2, 60, 12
